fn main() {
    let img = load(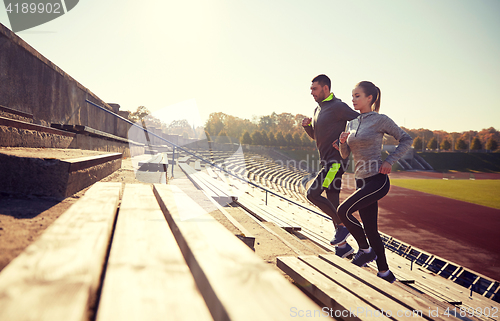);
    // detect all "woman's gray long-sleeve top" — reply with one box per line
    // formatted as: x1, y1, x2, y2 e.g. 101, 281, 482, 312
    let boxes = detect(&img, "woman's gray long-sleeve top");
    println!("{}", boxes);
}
340, 111, 413, 179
